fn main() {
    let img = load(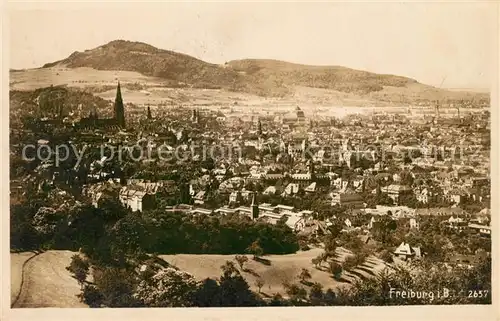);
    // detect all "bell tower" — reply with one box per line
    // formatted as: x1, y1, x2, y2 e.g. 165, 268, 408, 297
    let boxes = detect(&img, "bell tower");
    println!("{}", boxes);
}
251, 192, 259, 220
114, 82, 125, 128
